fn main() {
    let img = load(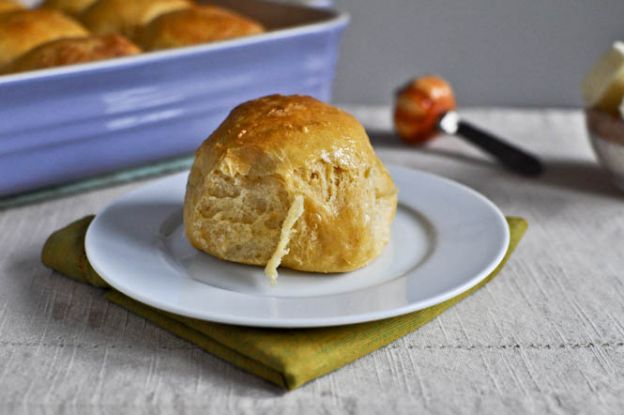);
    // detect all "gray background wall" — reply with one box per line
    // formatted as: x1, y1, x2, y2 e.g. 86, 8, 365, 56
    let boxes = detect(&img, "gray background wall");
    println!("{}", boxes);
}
20, 0, 624, 107
332, 0, 624, 107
